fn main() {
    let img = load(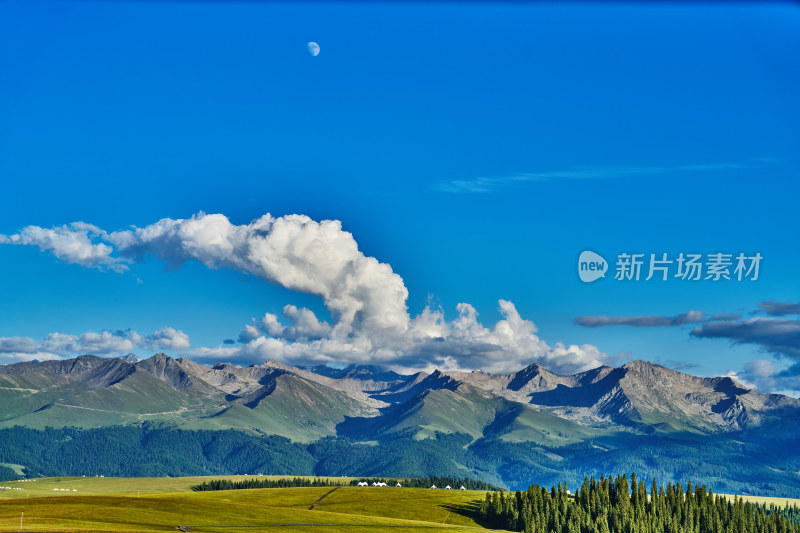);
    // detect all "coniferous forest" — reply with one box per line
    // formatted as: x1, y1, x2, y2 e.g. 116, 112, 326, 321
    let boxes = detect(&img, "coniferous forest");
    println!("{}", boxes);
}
192, 477, 343, 491
2, 426, 800, 497
478, 473, 800, 533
